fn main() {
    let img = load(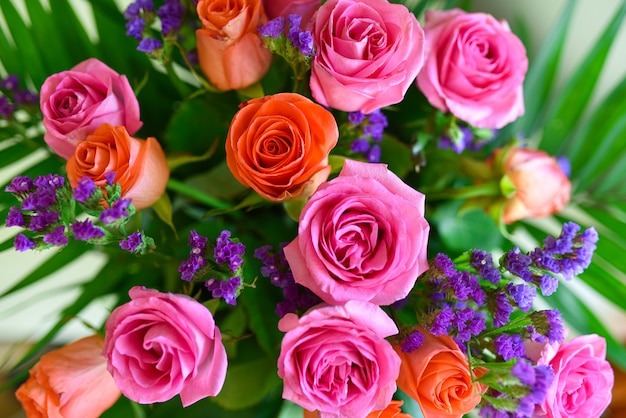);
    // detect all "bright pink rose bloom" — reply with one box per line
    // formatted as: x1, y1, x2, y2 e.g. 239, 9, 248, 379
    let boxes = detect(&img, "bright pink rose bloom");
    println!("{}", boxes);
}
103, 286, 227, 407
416, 9, 527, 129
277, 301, 401, 417
262, 0, 319, 27
40, 58, 142, 159
284, 159, 430, 305
310, 0, 425, 114
529, 334, 614, 418
500, 147, 570, 224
